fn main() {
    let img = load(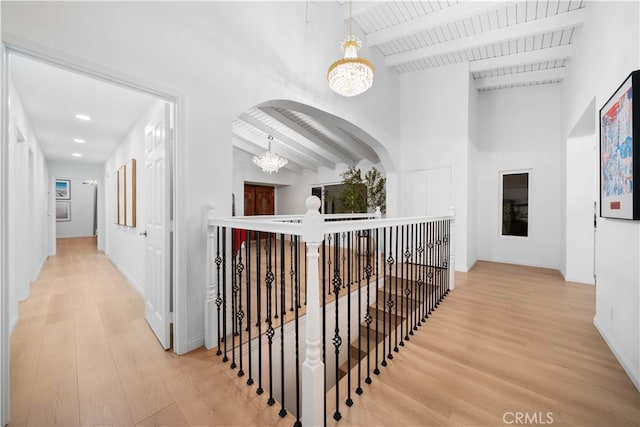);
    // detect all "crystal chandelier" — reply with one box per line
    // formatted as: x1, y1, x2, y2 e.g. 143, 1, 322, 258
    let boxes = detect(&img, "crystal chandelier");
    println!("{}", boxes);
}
327, 0, 374, 97
253, 135, 288, 174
